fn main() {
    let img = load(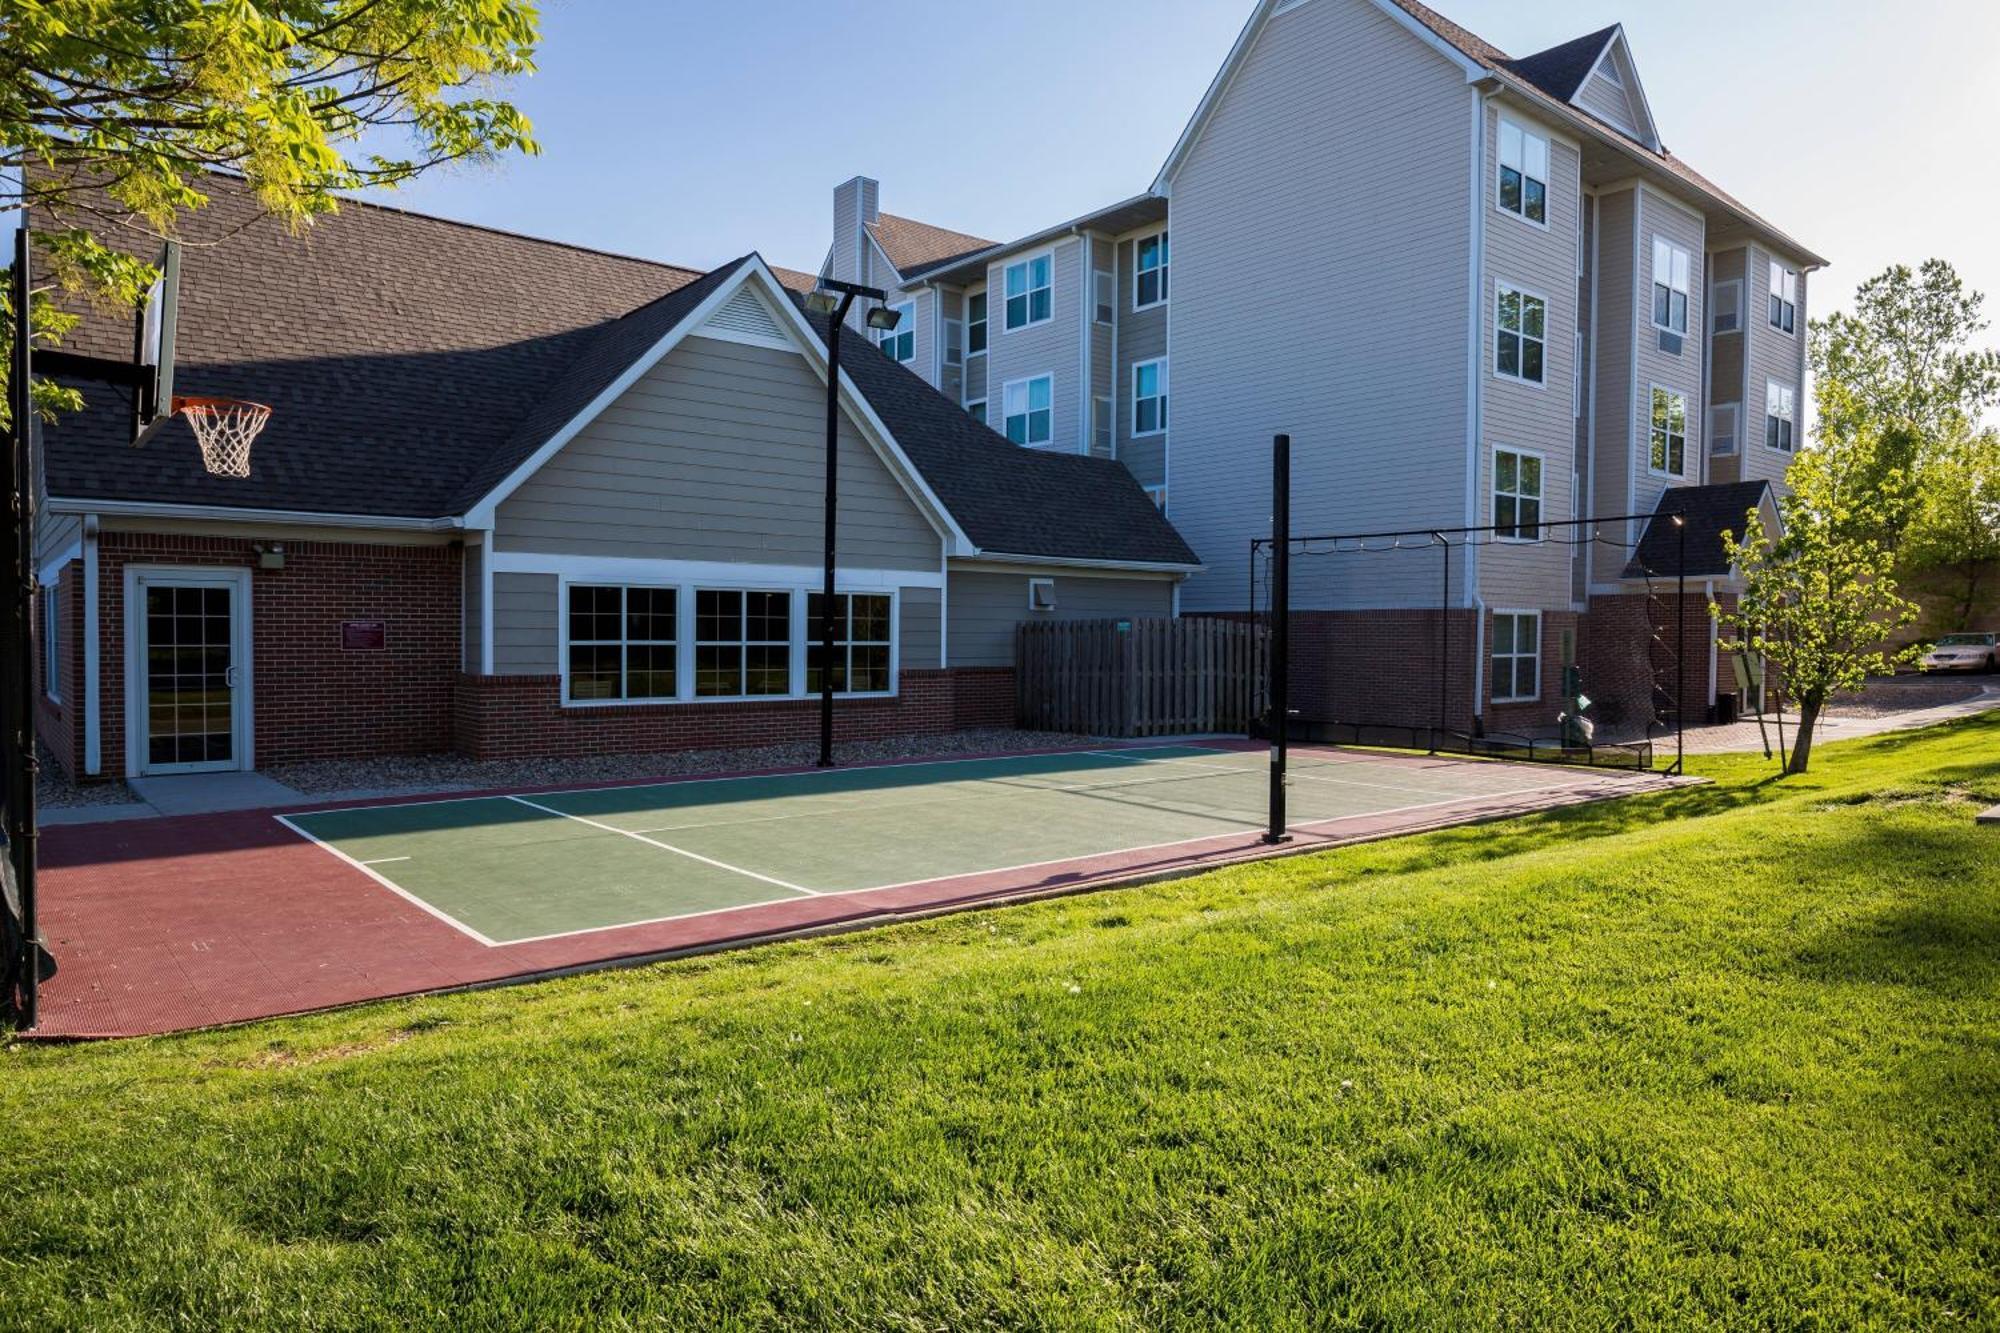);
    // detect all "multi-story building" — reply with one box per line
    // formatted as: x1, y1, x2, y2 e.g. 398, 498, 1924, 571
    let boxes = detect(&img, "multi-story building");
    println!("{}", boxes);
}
822, 0, 1823, 735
